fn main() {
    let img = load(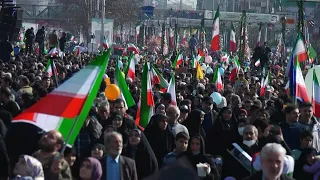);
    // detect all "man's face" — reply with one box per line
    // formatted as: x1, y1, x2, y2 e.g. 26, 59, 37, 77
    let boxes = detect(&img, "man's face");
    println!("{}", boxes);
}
98, 105, 110, 120
300, 107, 313, 120
261, 152, 284, 180
201, 102, 213, 112
38, 131, 59, 153
287, 109, 299, 122
166, 108, 179, 123
114, 102, 126, 115
106, 135, 123, 156
243, 127, 257, 141
175, 138, 188, 153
